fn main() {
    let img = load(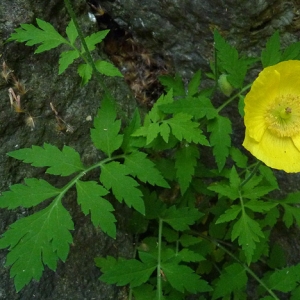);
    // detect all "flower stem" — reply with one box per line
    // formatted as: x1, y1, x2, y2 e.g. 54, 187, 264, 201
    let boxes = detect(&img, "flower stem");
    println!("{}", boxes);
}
240, 161, 262, 187
217, 83, 252, 113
